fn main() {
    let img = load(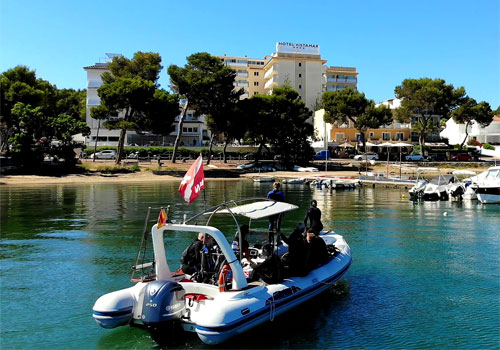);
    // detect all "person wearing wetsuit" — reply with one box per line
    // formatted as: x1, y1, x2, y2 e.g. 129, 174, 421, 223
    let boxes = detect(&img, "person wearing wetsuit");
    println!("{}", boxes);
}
180, 232, 205, 274
304, 228, 329, 273
304, 200, 323, 235
267, 182, 285, 232
280, 222, 307, 276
